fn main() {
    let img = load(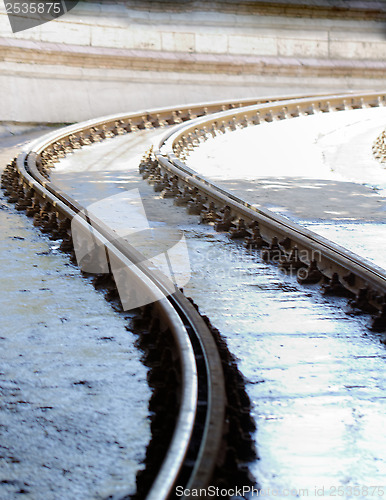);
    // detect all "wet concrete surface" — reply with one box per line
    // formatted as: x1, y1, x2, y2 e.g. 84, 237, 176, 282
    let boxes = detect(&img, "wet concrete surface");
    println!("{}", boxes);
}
186, 107, 386, 270
0, 131, 151, 499
51, 129, 386, 498
184, 232, 386, 496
